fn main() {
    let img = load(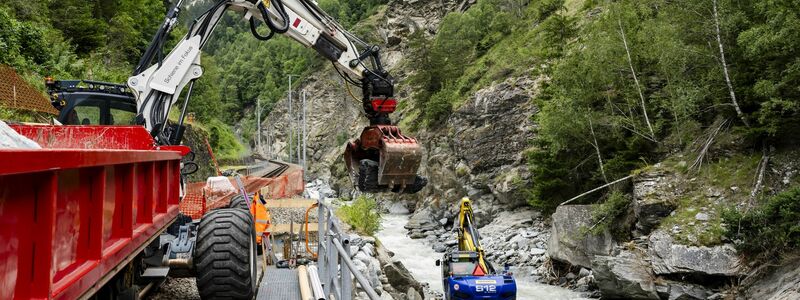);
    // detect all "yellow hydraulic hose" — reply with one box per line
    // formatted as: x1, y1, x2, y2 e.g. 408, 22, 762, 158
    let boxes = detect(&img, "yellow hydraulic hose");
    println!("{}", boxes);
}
305, 202, 319, 259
